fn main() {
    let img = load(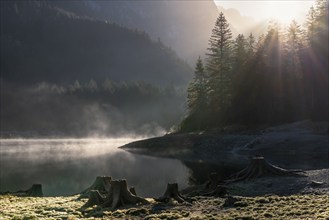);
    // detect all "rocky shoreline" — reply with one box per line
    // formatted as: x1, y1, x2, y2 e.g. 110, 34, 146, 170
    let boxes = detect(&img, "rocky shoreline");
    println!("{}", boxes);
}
121, 121, 329, 172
